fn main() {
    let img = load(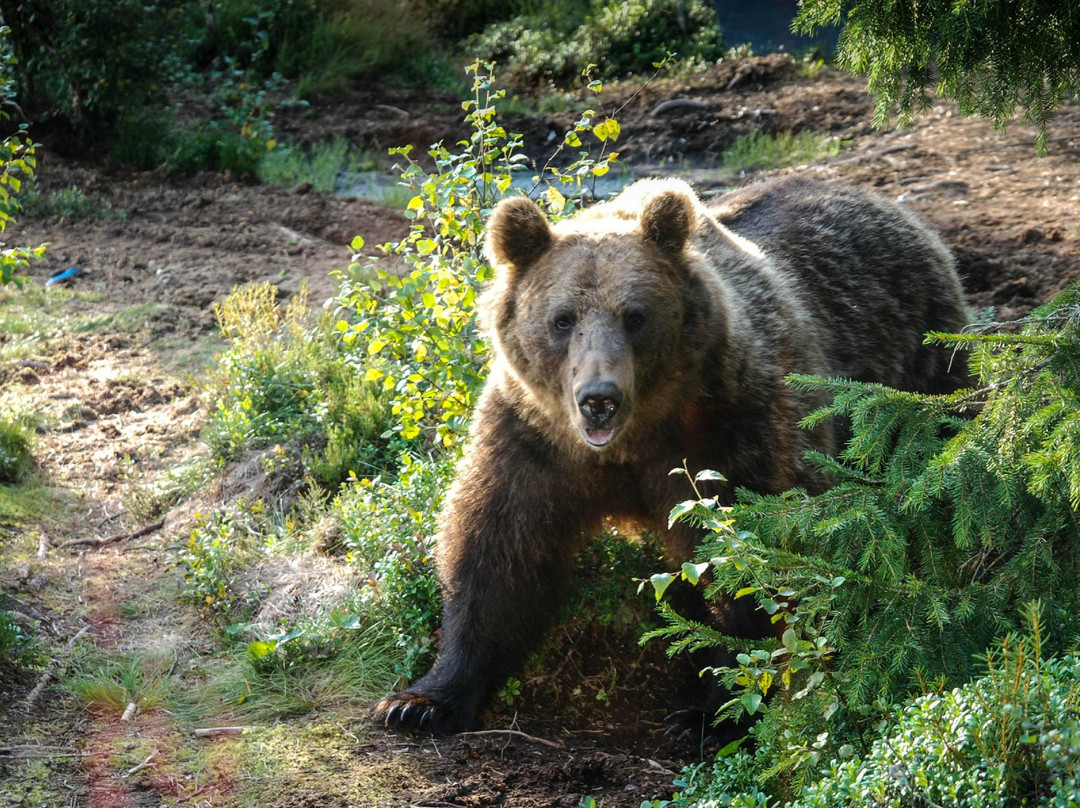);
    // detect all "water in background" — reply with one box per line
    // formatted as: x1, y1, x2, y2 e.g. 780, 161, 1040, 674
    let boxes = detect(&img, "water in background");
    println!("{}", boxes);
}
712, 0, 838, 55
